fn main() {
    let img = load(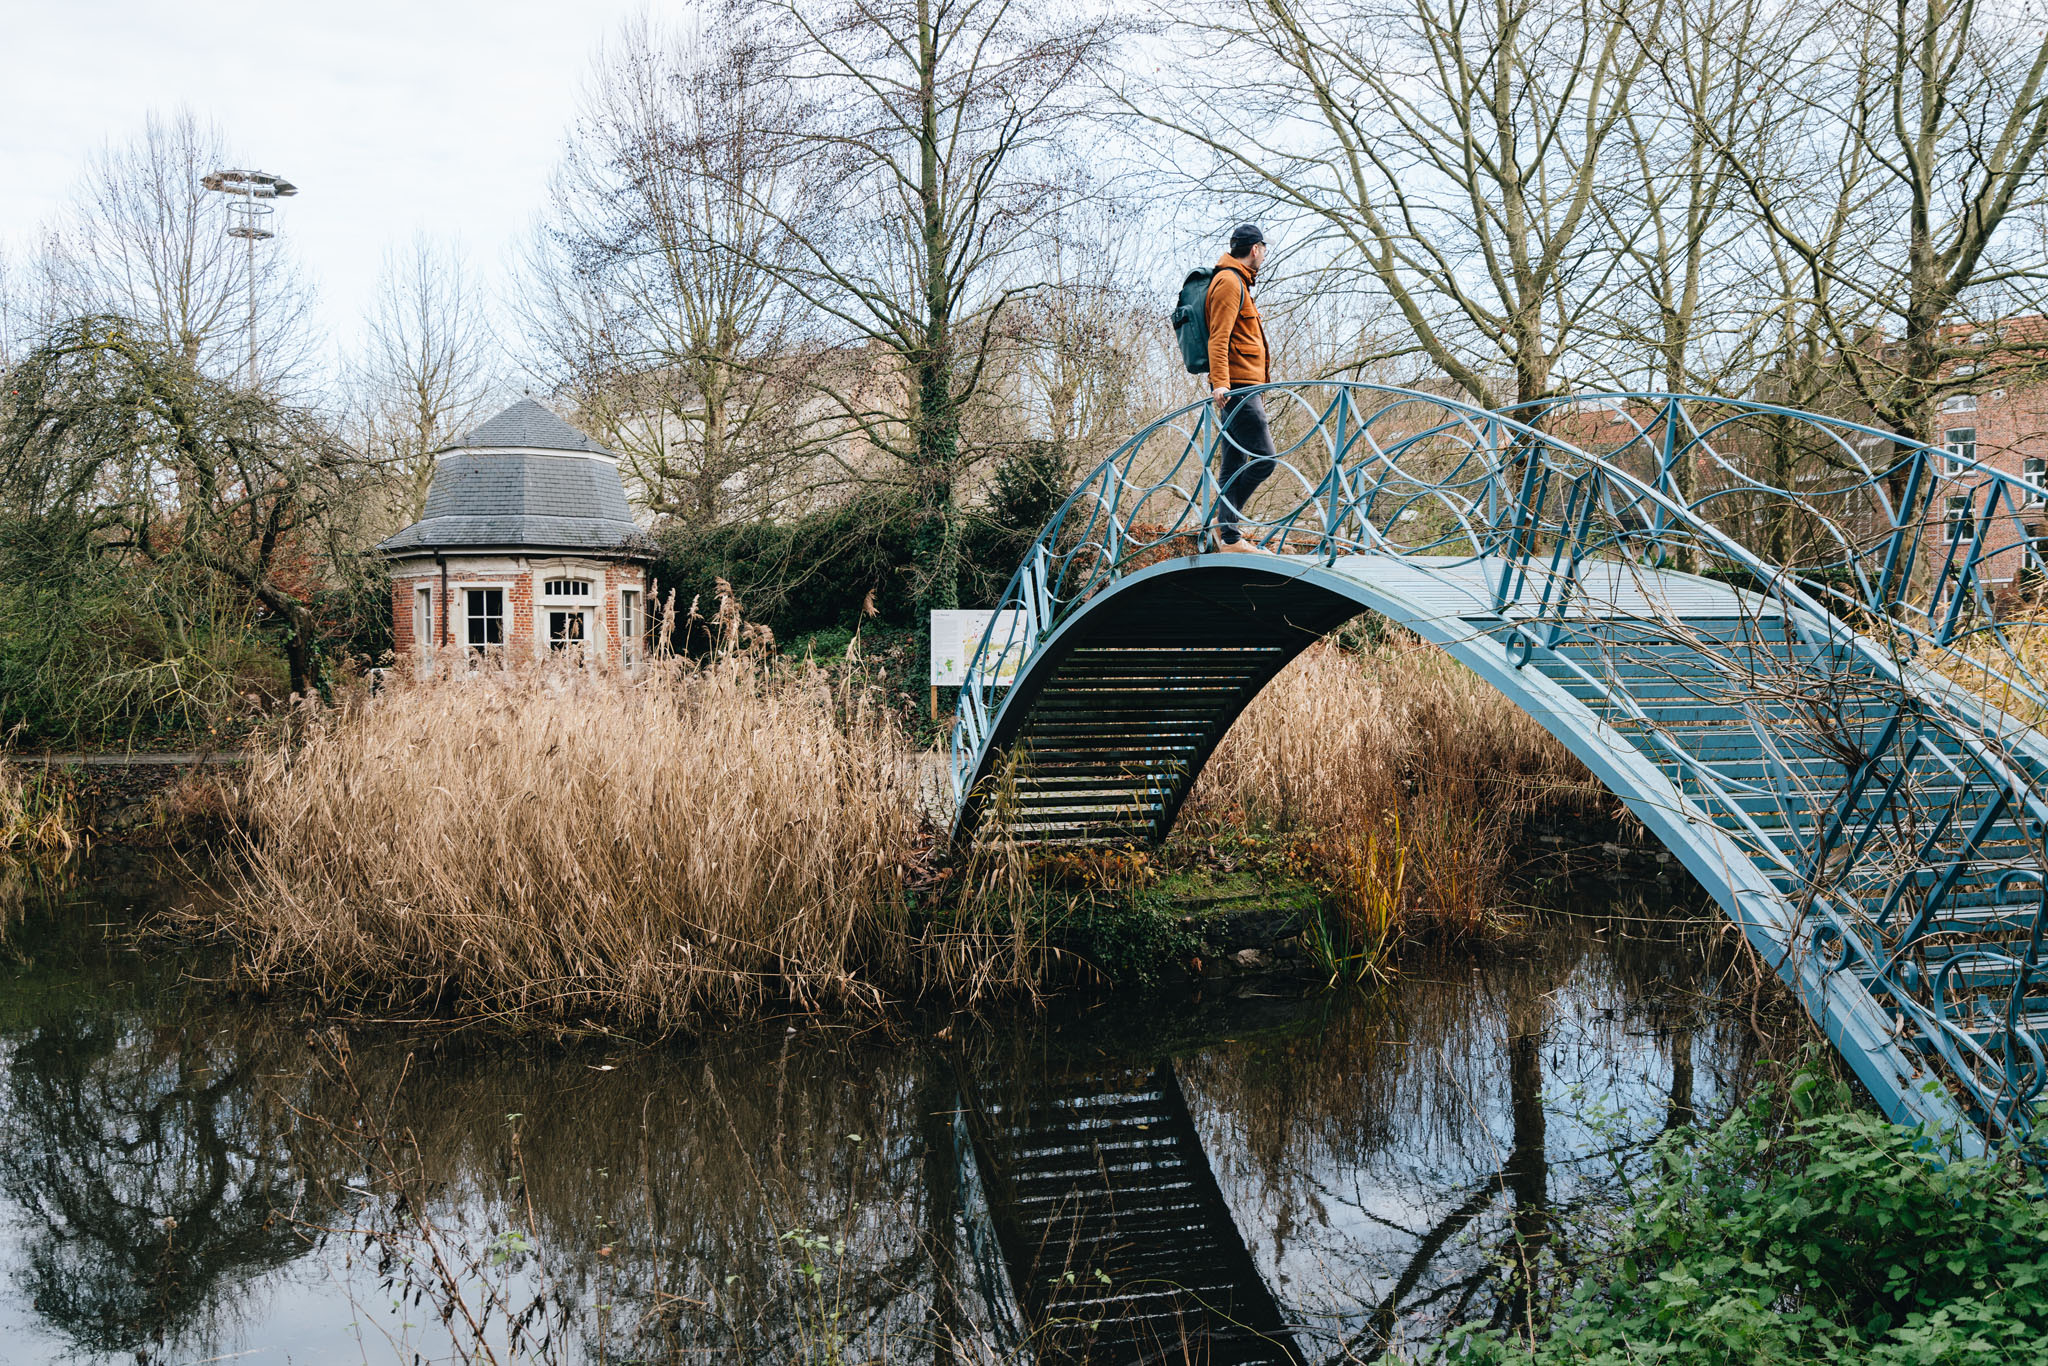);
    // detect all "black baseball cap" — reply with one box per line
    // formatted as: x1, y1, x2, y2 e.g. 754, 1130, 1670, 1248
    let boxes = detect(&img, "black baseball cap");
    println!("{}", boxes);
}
1229, 223, 1265, 253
